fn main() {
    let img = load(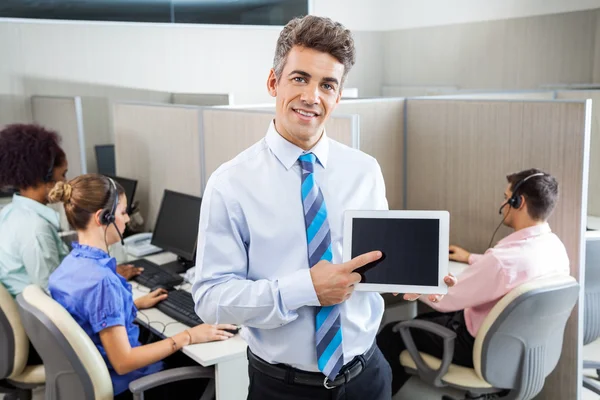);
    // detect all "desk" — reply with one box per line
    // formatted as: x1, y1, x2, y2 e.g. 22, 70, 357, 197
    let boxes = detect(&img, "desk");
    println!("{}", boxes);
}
130, 252, 249, 400
448, 260, 468, 277
588, 215, 600, 230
